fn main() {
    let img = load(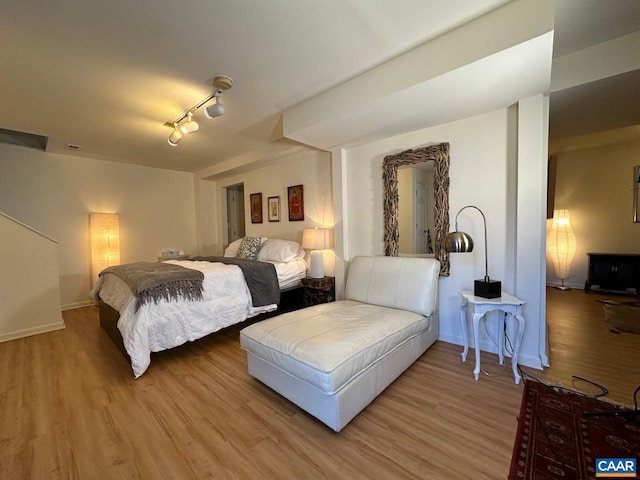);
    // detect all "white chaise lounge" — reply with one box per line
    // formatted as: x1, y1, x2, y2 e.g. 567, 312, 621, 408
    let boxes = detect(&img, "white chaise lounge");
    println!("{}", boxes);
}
240, 255, 440, 432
